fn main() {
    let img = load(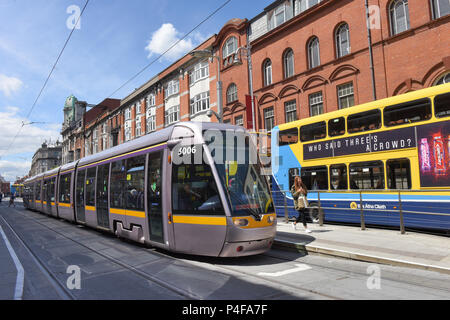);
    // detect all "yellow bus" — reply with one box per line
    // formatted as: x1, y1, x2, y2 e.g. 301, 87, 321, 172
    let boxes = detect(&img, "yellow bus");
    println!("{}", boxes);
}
271, 83, 450, 231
